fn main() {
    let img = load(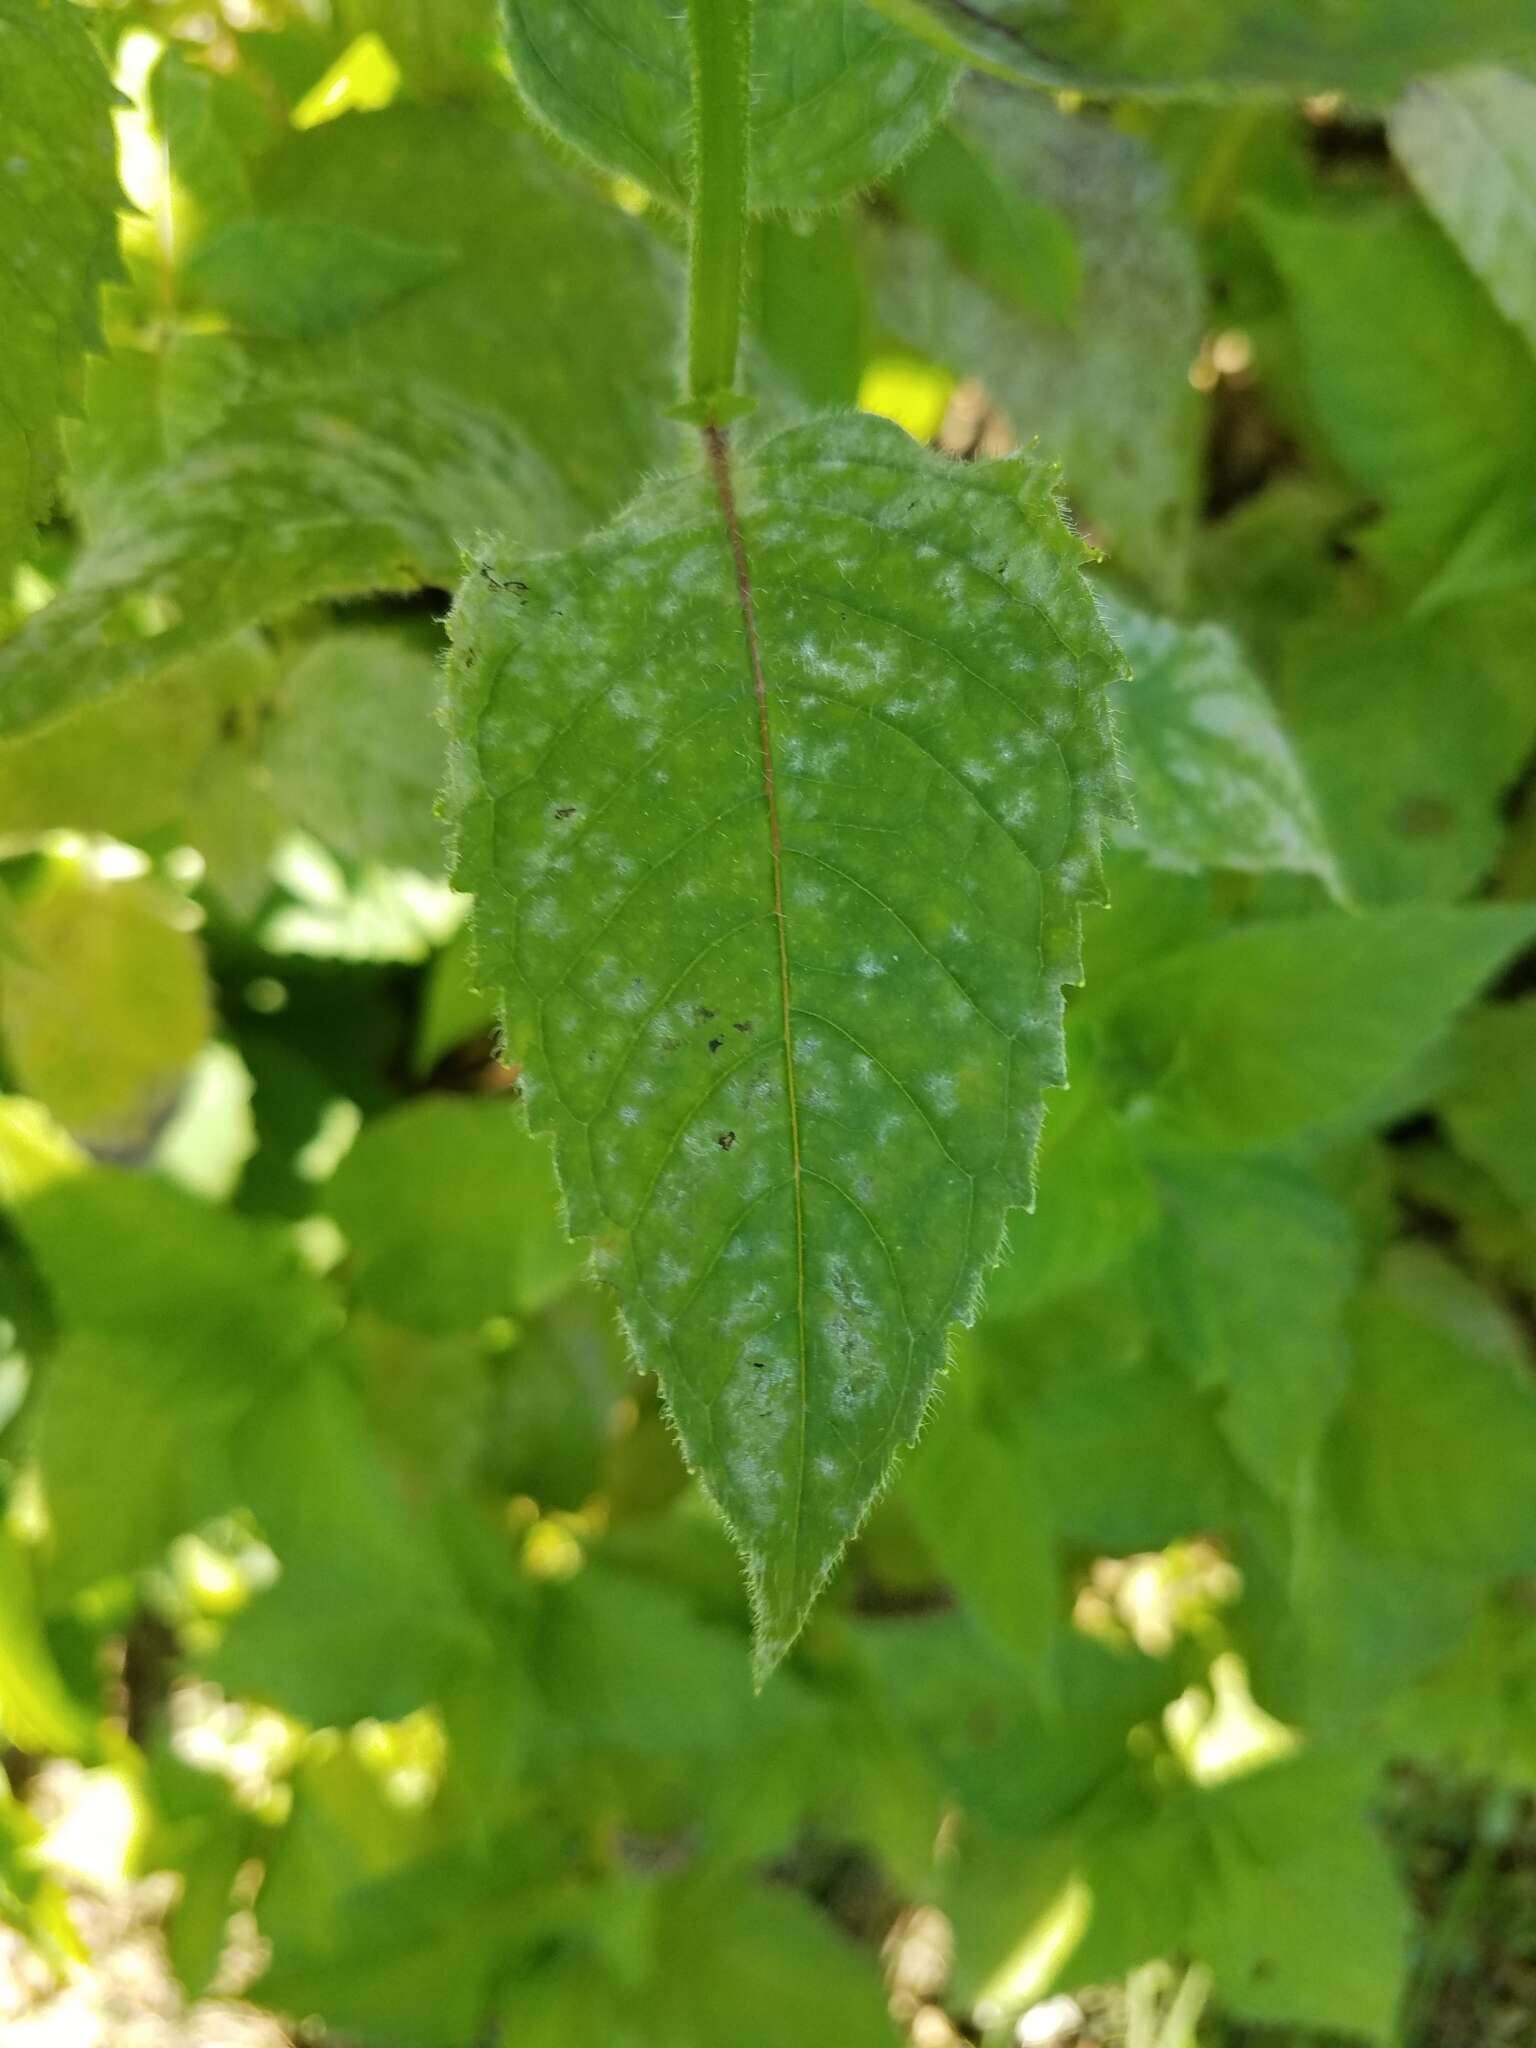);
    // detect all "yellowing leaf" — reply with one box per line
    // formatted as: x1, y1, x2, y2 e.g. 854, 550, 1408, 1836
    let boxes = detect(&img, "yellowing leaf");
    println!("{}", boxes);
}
0, 865, 210, 1153
0, 0, 122, 578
